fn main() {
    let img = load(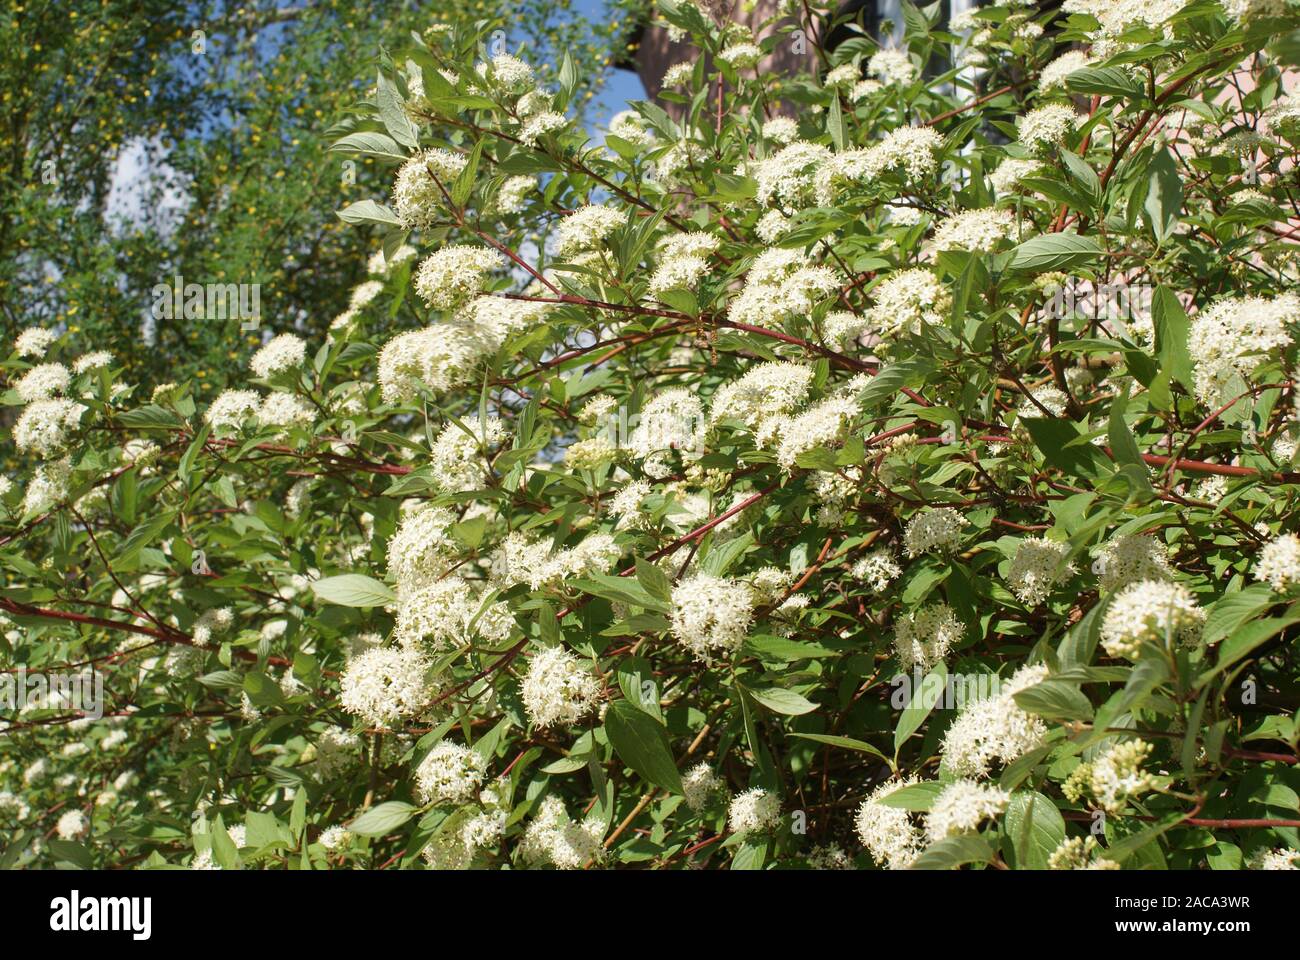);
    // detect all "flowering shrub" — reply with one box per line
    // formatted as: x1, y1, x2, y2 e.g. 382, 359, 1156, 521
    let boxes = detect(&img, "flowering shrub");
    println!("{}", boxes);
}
6, 0, 1300, 871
